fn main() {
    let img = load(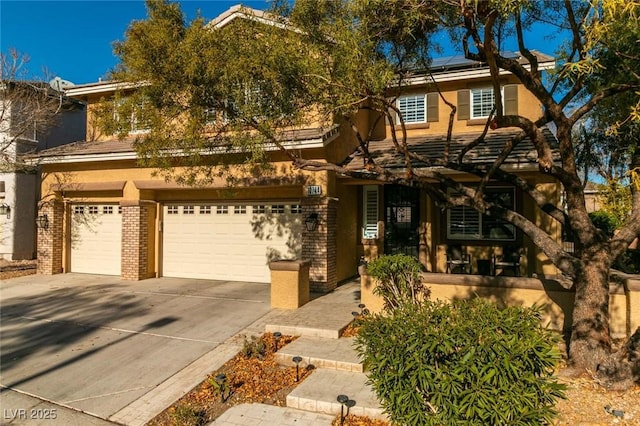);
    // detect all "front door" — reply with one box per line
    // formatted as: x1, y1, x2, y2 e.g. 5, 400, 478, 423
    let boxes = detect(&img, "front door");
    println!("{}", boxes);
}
384, 185, 420, 257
